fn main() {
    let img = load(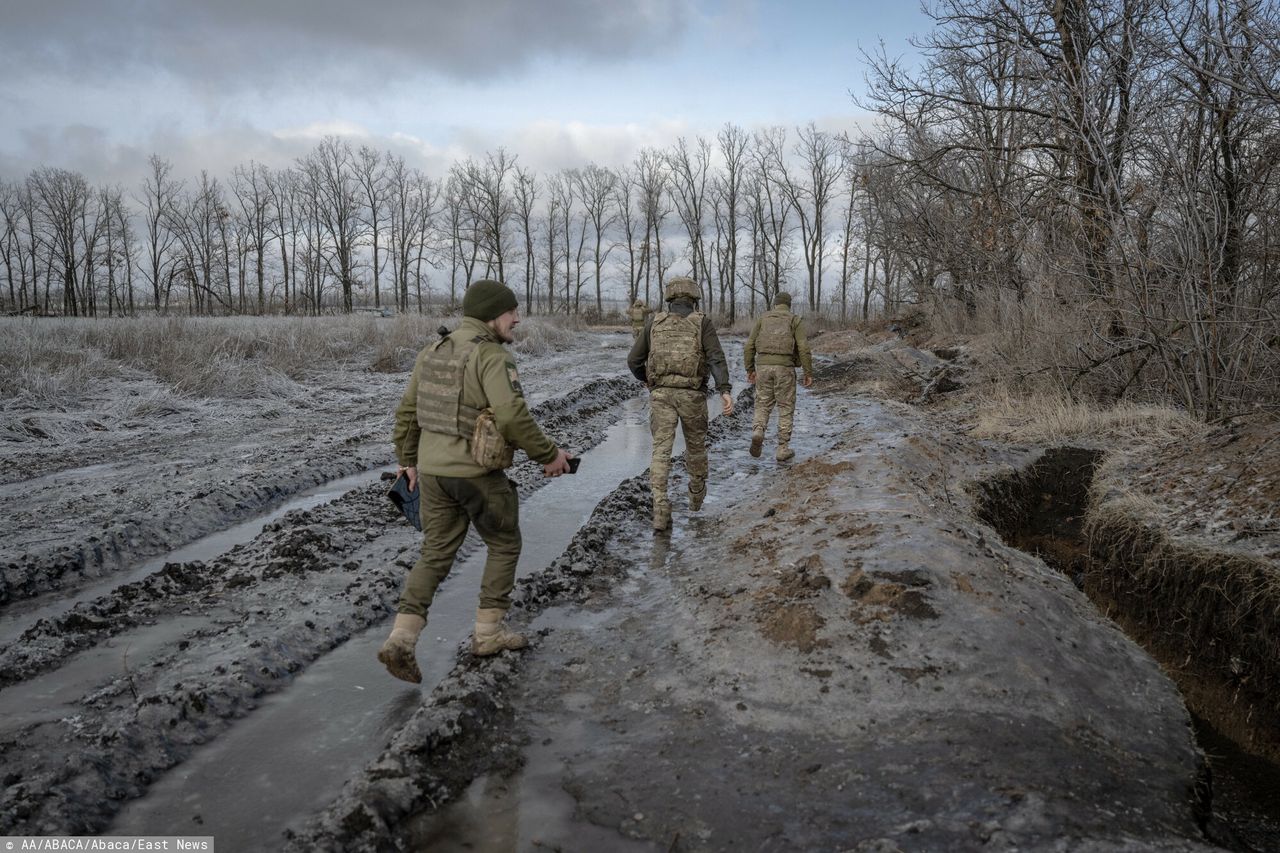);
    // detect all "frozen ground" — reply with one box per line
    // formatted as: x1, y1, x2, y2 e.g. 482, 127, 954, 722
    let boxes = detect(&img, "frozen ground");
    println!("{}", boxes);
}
0, 323, 1266, 850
